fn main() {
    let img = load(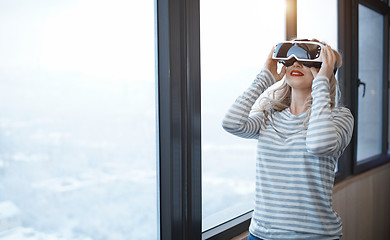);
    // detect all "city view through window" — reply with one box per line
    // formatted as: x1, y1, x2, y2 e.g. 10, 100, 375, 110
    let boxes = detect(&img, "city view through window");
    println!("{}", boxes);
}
0, 1, 157, 239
